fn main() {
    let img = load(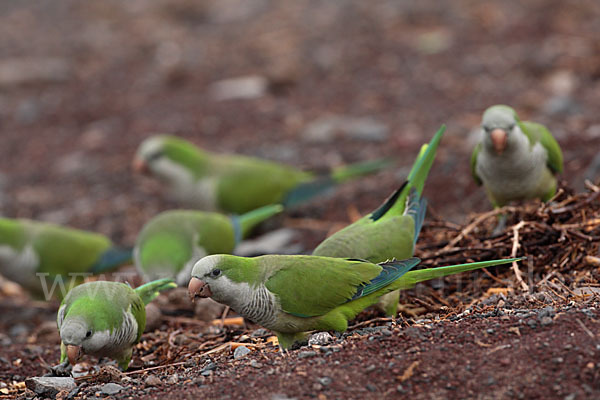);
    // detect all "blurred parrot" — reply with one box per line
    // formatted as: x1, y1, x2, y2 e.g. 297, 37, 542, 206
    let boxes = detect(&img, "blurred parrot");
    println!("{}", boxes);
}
312, 125, 445, 316
133, 134, 392, 214
57, 278, 176, 370
471, 105, 563, 208
134, 204, 283, 286
0, 217, 132, 299
189, 254, 522, 350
